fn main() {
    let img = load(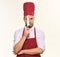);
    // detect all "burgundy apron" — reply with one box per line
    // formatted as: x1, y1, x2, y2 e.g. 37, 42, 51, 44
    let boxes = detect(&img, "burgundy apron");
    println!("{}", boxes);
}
17, 28, 41, 57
